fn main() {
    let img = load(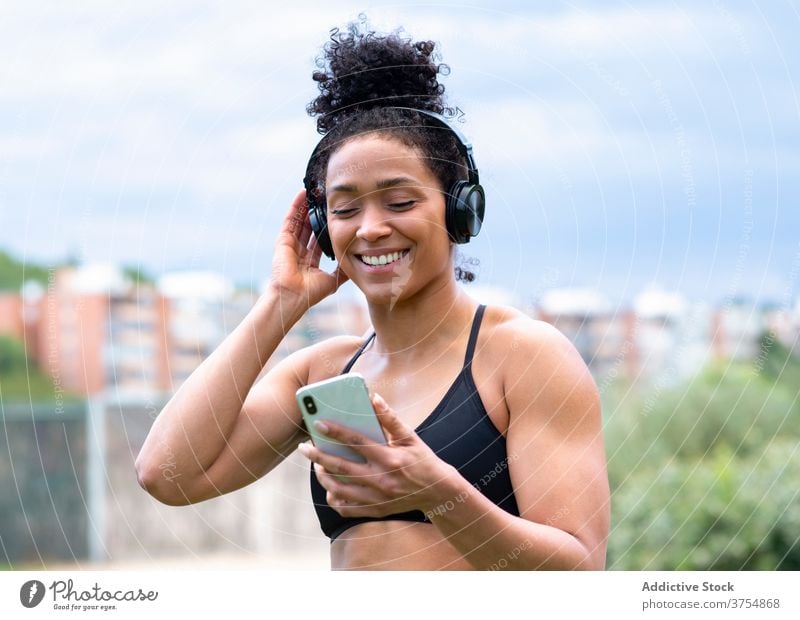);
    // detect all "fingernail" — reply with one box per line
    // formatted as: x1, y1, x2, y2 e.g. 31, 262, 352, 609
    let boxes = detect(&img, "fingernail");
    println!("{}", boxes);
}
314, 421, 329, 434
374, 394, 387, 408
297, 443, 309, 455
